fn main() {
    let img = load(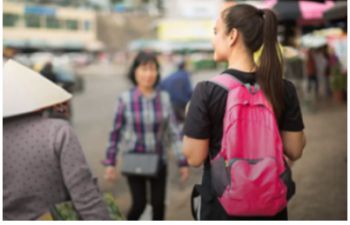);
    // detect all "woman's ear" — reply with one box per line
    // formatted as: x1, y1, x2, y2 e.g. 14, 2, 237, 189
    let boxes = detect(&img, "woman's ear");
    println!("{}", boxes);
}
228, 28, 238, 47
